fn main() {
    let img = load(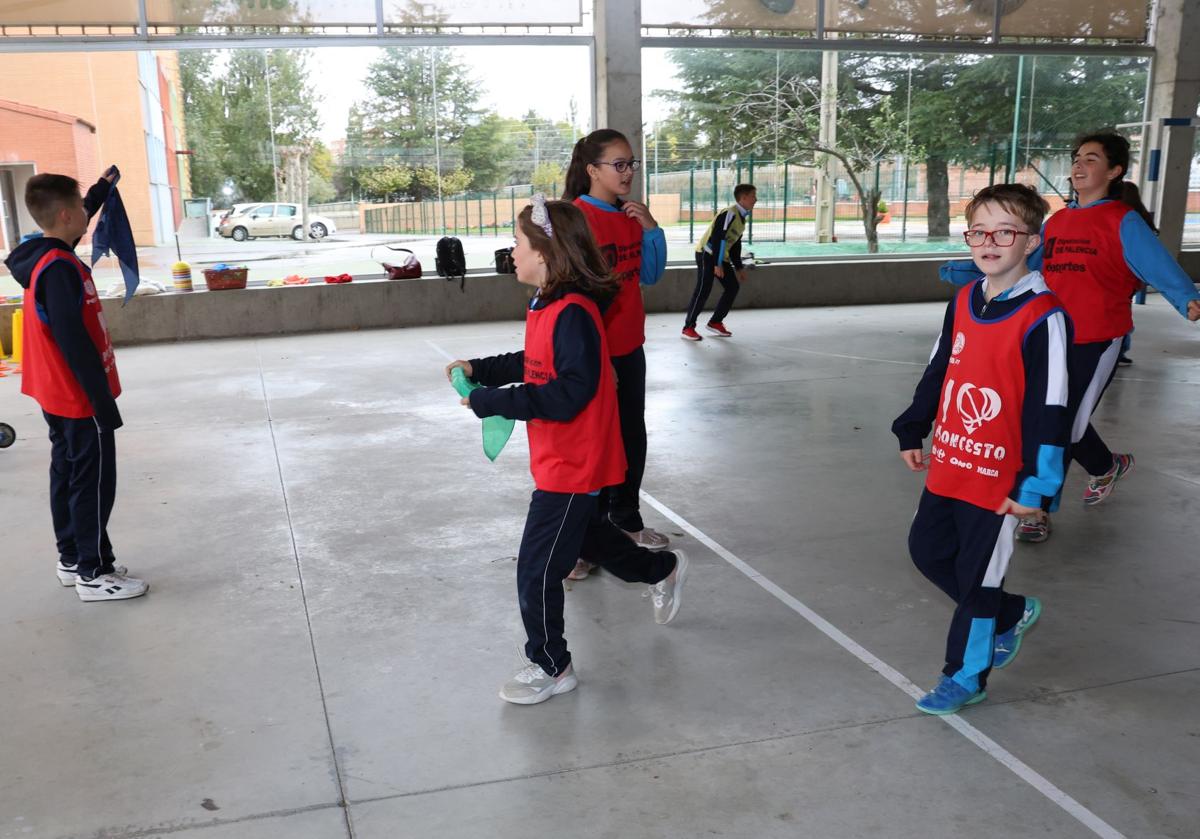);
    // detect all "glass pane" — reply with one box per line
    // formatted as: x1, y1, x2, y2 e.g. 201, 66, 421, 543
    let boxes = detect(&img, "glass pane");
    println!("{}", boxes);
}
383, 0, 583, 26
278, 204, 297, 216
146, 0, 377, 27
643, 0, 817, 29
0, 0, 139, 26
998, 0, 1148, 40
